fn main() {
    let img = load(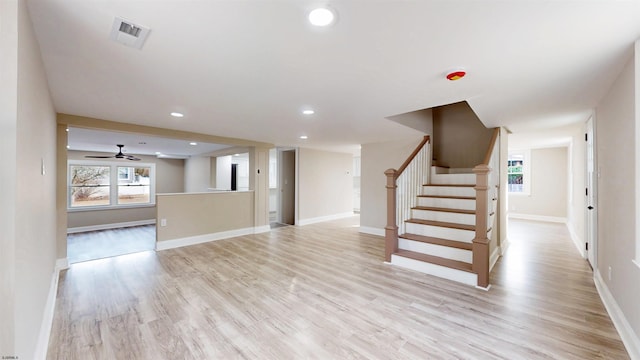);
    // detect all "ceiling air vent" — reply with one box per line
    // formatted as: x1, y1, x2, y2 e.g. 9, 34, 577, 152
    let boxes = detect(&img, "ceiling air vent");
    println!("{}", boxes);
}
110, 17, 150, 50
